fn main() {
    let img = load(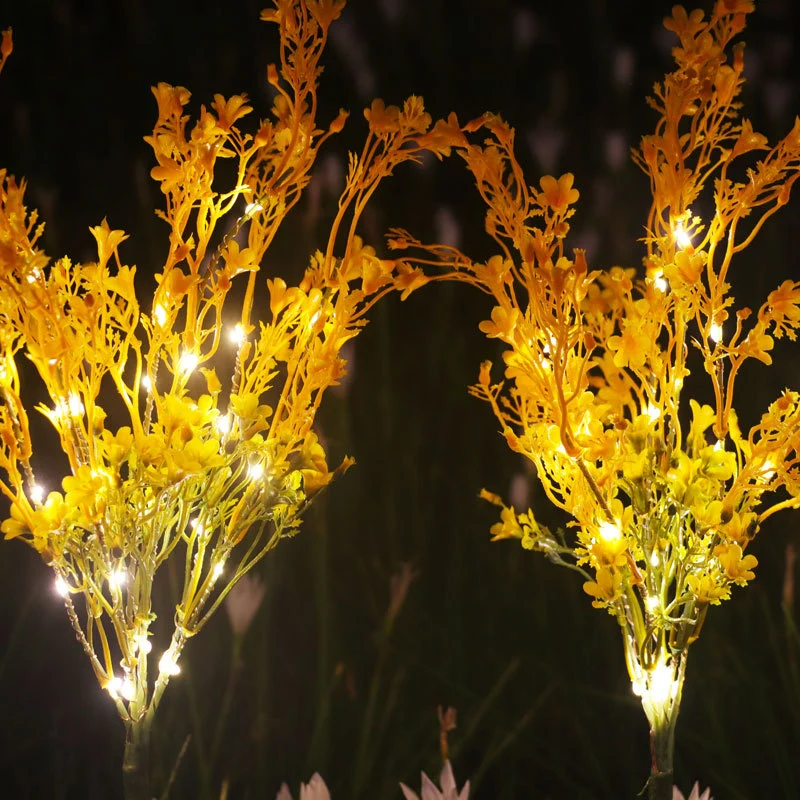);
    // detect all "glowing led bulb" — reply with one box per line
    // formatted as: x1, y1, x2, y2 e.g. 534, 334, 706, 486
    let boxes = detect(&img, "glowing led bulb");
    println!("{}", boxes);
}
136, 635, 152, 655
54, 575, 69, 597
648, 660, 674, 707
212, 561, 224, 580
649, 551, 659, 567
159, 651, 181, 676
653, 274, 668, 292
179, 351, 199, 375
29, 483, 44, 504
141, 374, 152, 392
106, 677, 123, 698
153, 304, 168, 327
248, 461, 265, 481
760, 459, 776, 481
645, 594, 660, 613
109, 569, 127, 591
674, 221, 692, 249
120, 678, 136, 701
67, 393, 84, 417
598, 521, 622, 542
216, 414, 231, 435
714, 439, 725, 451
646, 402, 661, 421
709, 323, 723, 343
244, 201, 264, 217
229, 324, 246, 345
